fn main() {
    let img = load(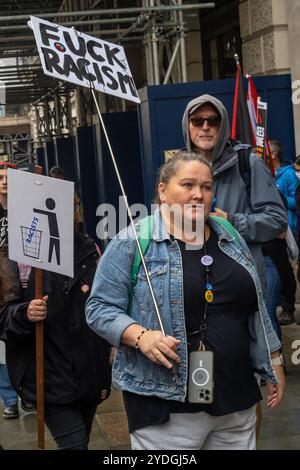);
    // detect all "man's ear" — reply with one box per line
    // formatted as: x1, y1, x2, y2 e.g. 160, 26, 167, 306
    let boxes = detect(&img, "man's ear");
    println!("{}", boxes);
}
271, 153, 276, 161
